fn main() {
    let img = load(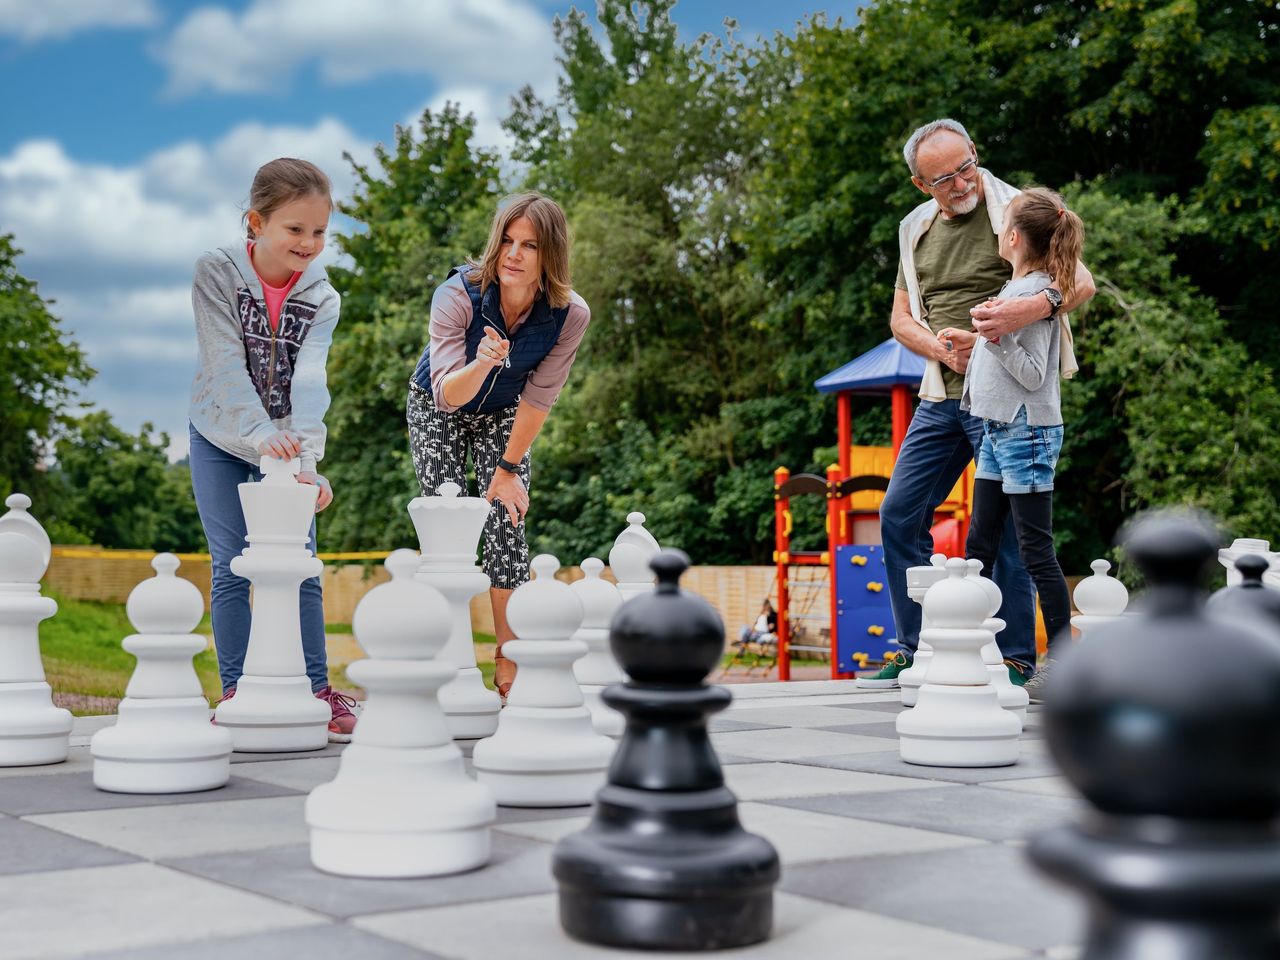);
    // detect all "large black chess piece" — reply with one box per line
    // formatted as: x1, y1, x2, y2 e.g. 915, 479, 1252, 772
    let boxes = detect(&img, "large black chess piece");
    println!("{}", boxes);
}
552, 549, 780, 950
1207, 553, 1280, 634
1028, 512, 1280, 960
